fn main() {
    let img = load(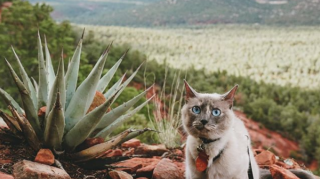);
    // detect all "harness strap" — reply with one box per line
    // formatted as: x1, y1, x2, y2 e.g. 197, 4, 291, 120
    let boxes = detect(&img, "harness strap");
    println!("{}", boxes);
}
247, 146, 254, 179
212, 149, 224, 163
245, 135, 254, 179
